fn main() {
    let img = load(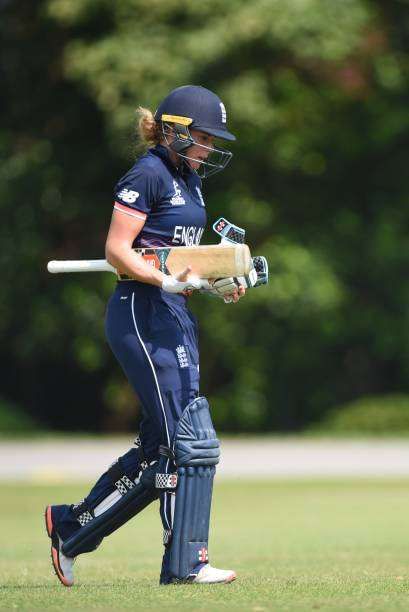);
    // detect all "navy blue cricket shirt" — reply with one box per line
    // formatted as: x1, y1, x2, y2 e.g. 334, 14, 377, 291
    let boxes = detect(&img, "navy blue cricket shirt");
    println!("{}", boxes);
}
113, 145, 207, 248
